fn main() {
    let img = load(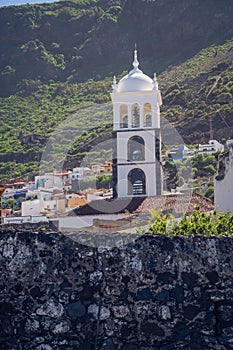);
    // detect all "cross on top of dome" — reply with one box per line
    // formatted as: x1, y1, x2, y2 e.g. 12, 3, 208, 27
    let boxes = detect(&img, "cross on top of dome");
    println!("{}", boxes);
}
132, 45, 139, 70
